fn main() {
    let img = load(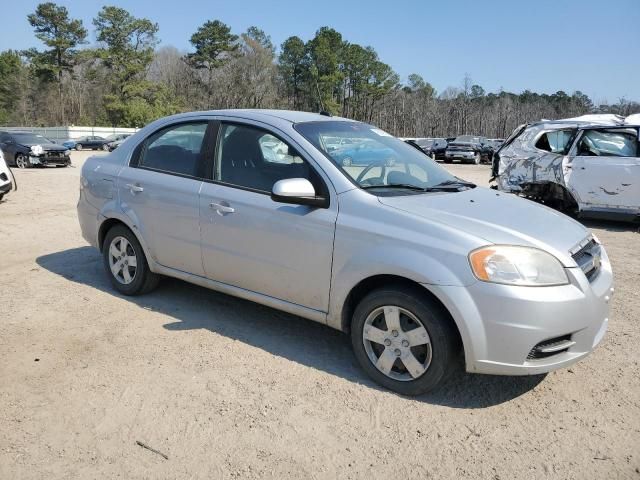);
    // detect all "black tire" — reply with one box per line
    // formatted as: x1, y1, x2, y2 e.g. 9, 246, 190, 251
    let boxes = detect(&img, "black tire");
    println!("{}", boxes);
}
351, 286, 460, 395
0, 193, 4, 201
102, 224, 159, 295
75, 144, 82, 151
